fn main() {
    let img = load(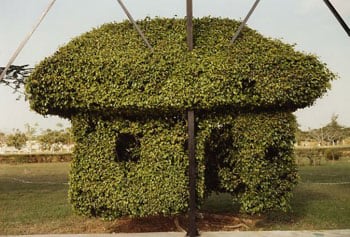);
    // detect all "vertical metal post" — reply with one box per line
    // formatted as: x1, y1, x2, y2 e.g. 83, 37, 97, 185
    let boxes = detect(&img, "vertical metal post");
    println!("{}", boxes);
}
187, 110, 198, 237
186, 1, 198, 236
186, 0, 194, 50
